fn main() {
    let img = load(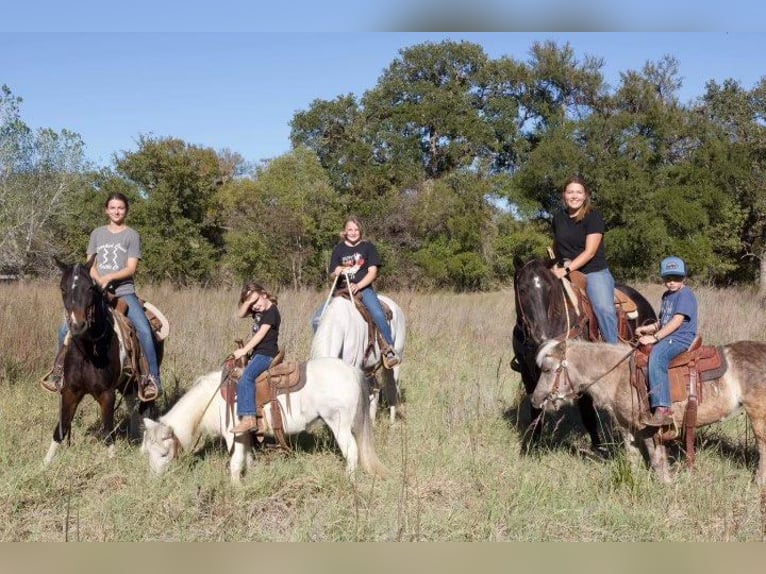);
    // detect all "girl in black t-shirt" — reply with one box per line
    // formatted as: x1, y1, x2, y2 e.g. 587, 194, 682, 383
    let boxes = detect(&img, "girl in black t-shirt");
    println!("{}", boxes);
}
231, 281, 281, 435
328, 216, 400, 368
